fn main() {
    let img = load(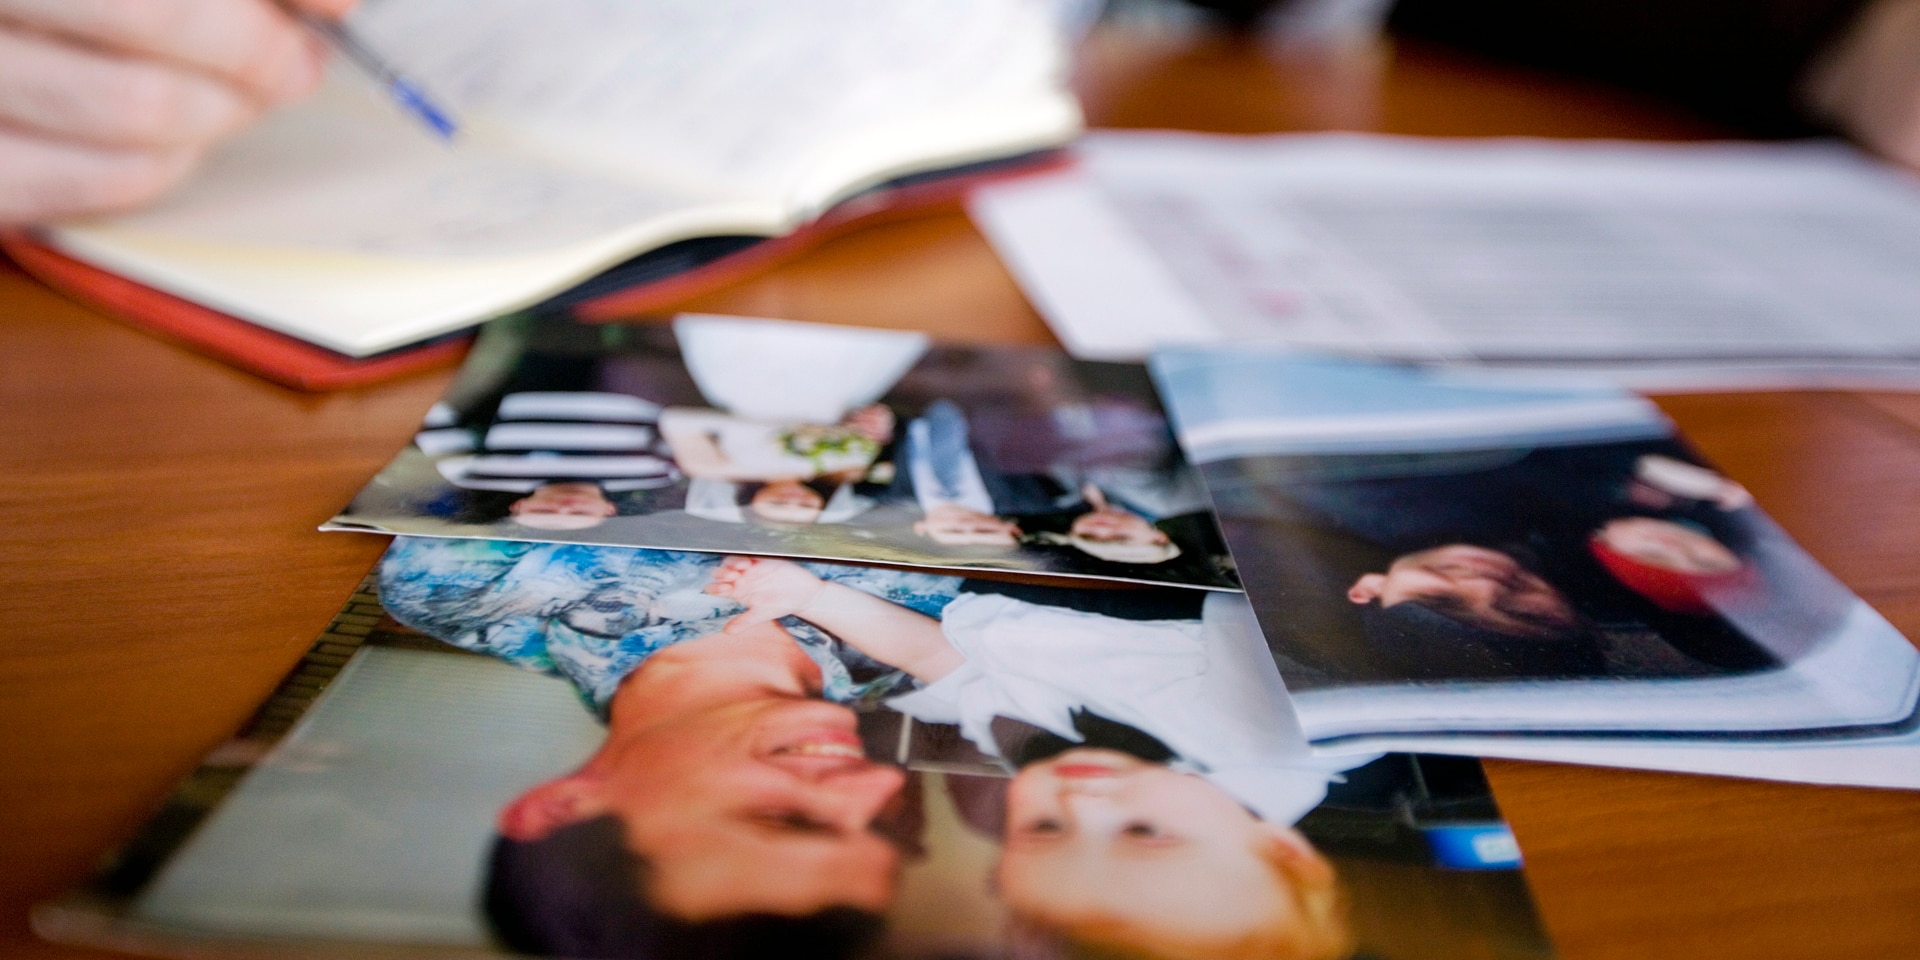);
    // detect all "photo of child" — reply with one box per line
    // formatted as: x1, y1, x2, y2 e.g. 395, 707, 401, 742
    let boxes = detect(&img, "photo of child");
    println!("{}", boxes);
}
1208, 440, 1819, 687
371, 531, 1396, 958
59, 538, 1557, 960
1150, 348, 1920, 743
329, 313, 1239, 590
